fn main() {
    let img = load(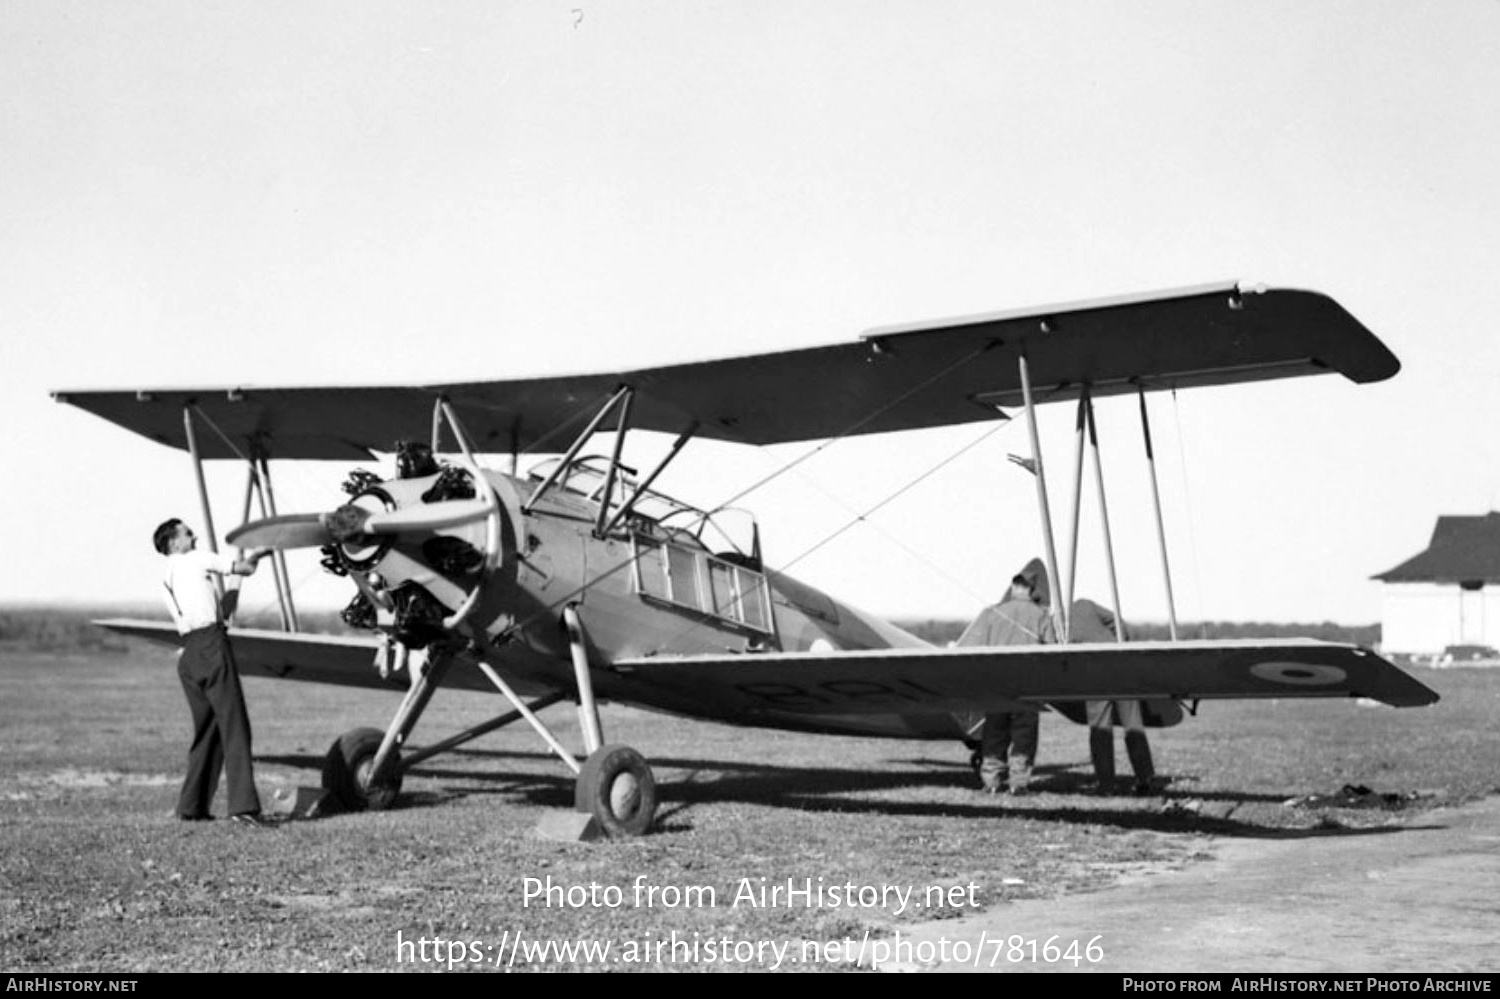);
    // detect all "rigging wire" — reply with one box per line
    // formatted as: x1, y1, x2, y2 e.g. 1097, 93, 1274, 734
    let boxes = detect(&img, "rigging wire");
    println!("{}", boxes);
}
704, 342, 996, 516
491, 344, 1004, 648
229, 343, 1004, 645
773, 419, 1013, 586
604, 417, 1018, 655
